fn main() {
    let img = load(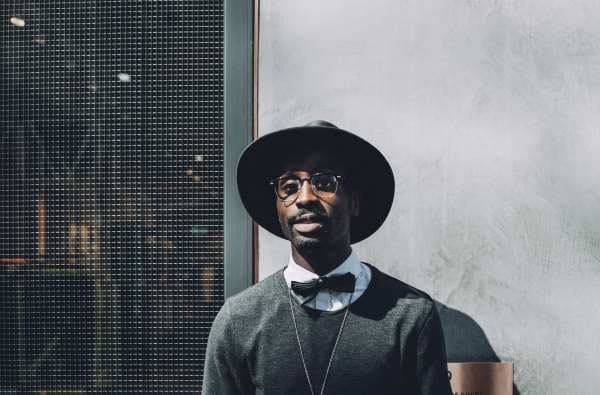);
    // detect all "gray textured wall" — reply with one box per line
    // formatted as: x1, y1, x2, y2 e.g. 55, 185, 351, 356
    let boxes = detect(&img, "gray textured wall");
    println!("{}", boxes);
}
257, 1, 600, 393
